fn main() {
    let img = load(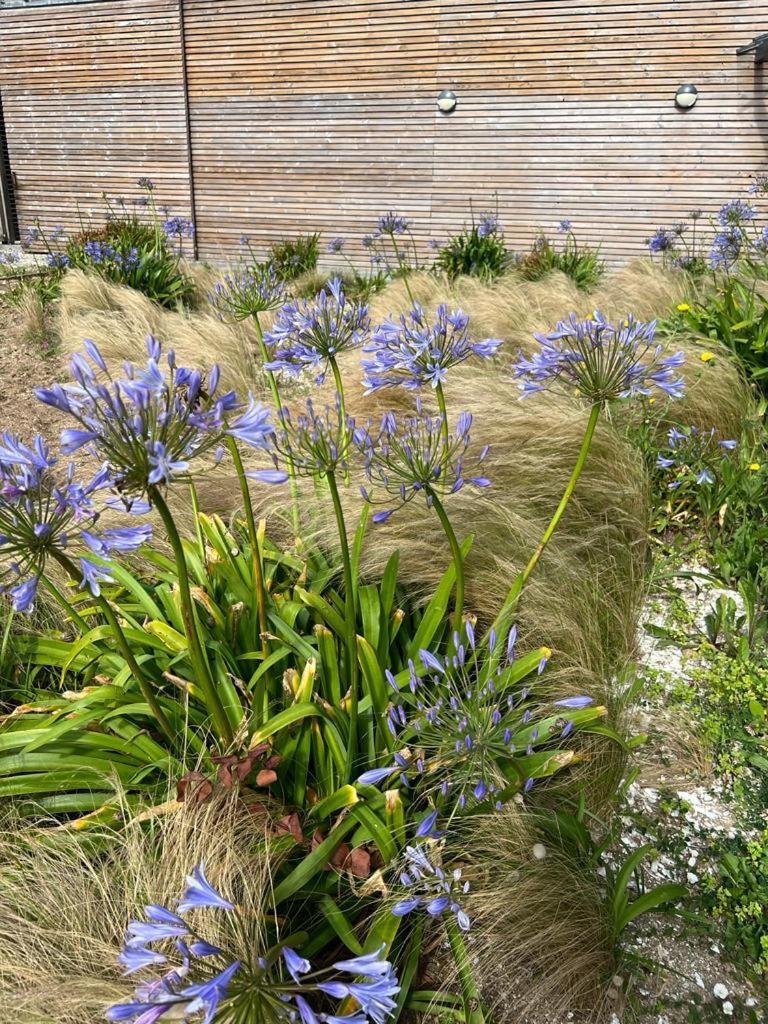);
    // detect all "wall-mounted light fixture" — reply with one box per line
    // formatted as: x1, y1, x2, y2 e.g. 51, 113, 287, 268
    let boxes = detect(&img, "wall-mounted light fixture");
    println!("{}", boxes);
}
674, 84, 698, 110
437, 90, 457, 114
